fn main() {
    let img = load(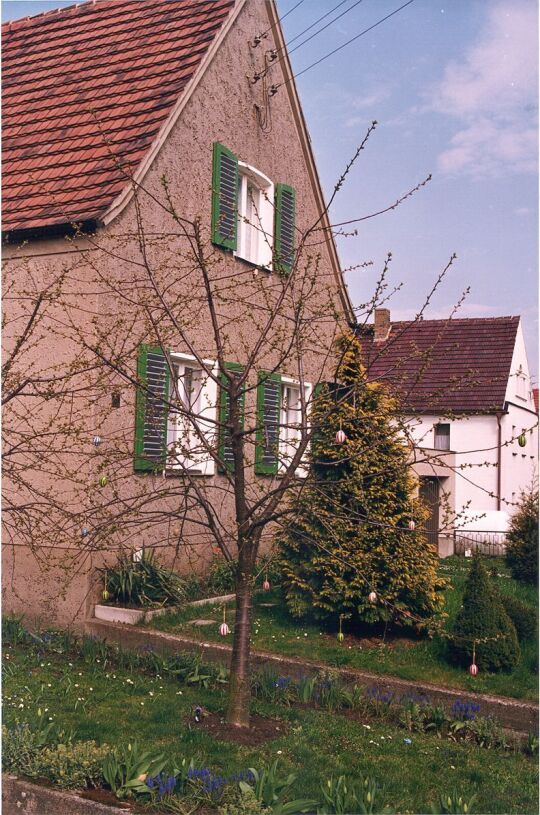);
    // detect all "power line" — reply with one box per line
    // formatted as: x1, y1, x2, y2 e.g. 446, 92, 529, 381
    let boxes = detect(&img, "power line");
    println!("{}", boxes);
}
284, 0, 351, 50
274, 0, 416, 91
288, 0, 368, 57
258, 0, 307, 41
